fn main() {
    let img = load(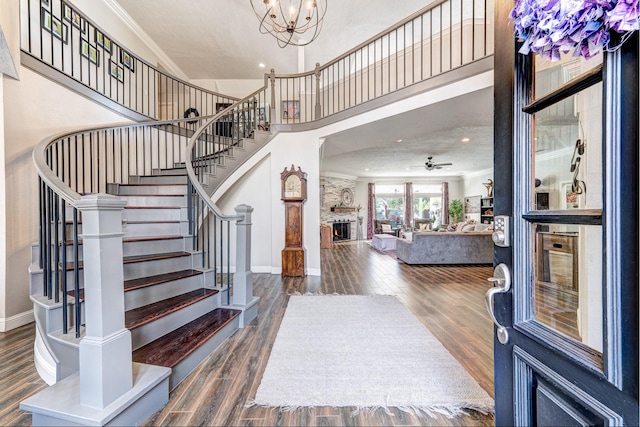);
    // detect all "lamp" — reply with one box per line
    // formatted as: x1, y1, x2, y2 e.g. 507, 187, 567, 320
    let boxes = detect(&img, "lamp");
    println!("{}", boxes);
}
250, 0, 327, 48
